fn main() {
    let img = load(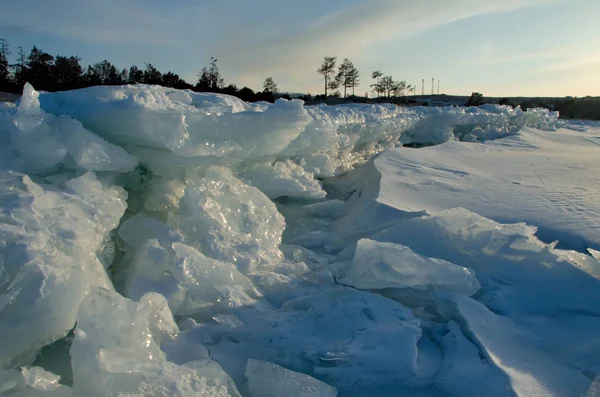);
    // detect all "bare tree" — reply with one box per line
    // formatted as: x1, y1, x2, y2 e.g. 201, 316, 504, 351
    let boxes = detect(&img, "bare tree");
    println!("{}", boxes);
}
263, 77, 278, 95
317, 57, 337, 96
